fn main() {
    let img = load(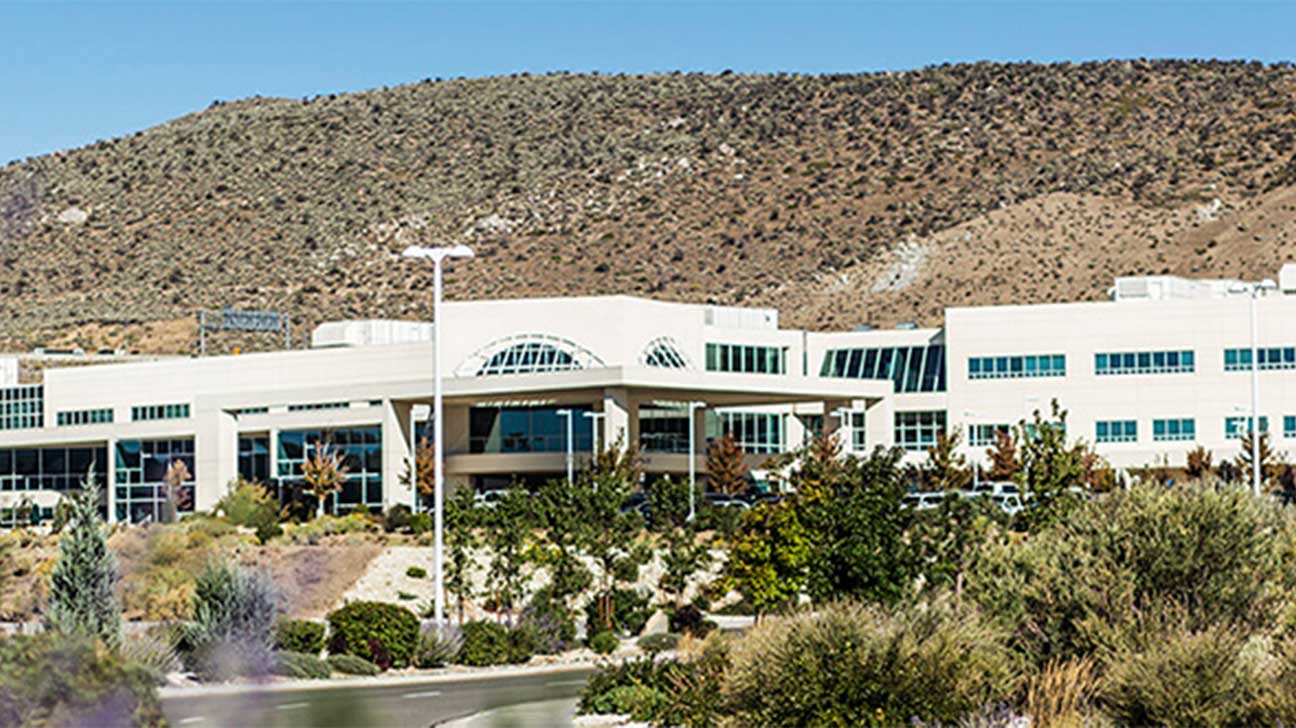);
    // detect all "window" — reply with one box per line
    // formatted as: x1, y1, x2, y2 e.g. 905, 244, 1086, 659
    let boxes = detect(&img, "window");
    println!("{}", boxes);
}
56, 408, 113, 427
1152, 418, 1195, 442
277, 427, 382, 512
238, 436, 270, 483
968, 354, 1065, 380
0, 385, 43, 431
969, 423, 1011, 447
642, 337, 692, 369
639, 405, 691, 453
819, 345, 946, 393
288, 402, 349, 412
849, 412, 867, 452
894, 411, 946, 452
1095, 350, 1194, 375
466, 335, 604, 376
708, 411, 785, 454
1096, 420, 1138, 443
236, 407, 269, 415
1225, 416, 1269, 439
131, 403, 190, 421
797, 414, 825, 447
469, 406, 593, 454
1224, 347, 1296, 371
706, 343, 785, 374
0, 445, 108, 501
1285, 416, 1296, 439
114, 439, 195, 524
